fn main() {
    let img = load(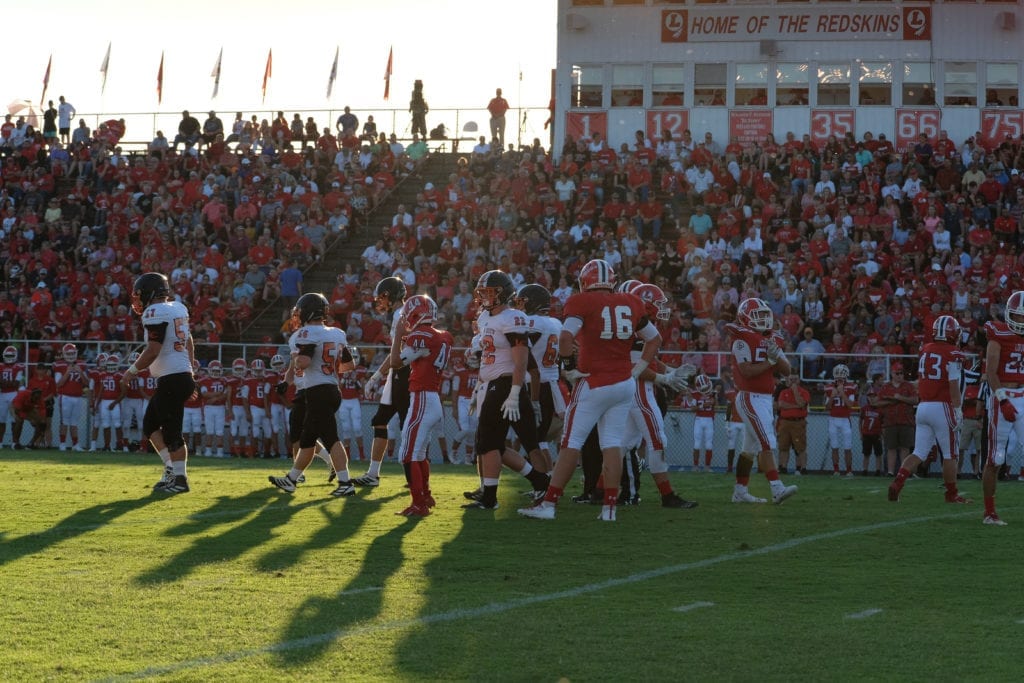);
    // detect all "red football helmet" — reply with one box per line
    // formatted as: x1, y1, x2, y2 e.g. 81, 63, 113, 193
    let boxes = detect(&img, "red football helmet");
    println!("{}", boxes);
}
932, 314, 961, 342
1006, 291, 1024, 335
632, 283, 671, 320
232, 358, 247, 377
451, 354, 467, 373
95, 352, 108, 368
250, 359, 265, 375
579, 259, 615, 291
106, 353, 121, 371
208, 360, 224, 377
2, 346, 16, 363
401, 294, 437, 329
736, 297, 774, 333
62, 343, 78, 363
695, 374, 713, 395
616, 279, 642, 294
